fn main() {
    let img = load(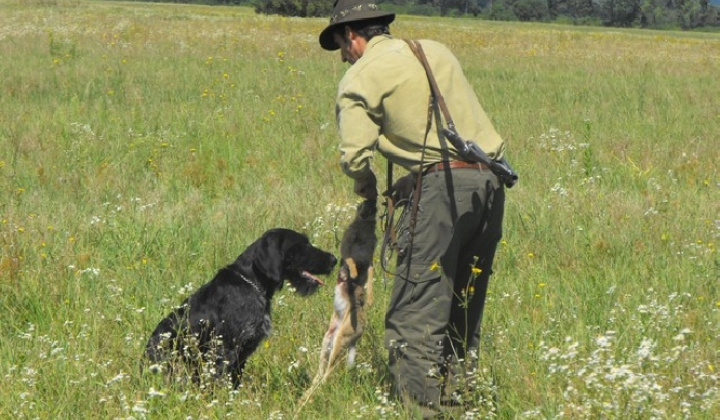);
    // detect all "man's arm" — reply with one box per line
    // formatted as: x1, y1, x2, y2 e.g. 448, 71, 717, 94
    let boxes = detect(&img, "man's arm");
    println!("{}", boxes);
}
337, 84, 382, 198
